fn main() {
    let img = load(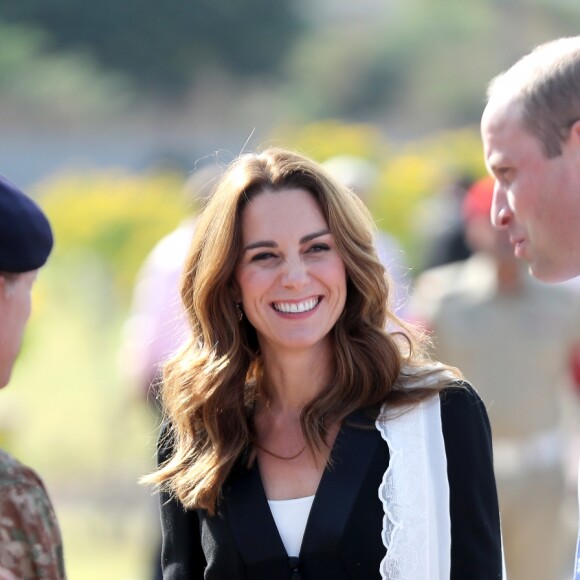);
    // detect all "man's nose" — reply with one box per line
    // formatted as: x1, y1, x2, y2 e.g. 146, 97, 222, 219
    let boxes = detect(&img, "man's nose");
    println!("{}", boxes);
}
490, 182, 512, 229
